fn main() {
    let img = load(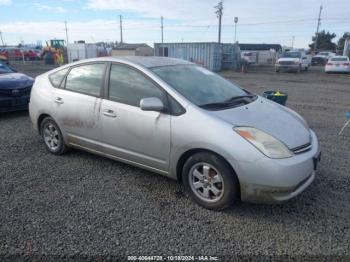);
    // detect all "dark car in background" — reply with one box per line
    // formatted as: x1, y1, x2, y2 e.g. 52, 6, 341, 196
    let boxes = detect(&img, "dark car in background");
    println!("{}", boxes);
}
0, 62, 34, 112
